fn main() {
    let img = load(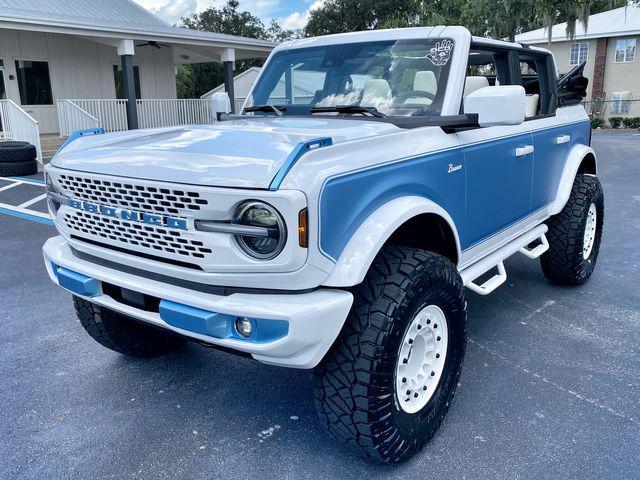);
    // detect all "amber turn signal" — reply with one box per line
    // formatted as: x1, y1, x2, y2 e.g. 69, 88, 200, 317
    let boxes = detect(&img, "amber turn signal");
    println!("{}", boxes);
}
298, 208, 308, 248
